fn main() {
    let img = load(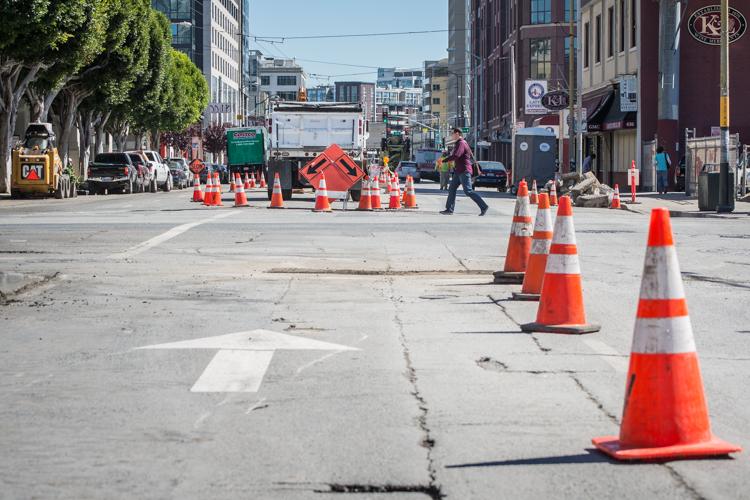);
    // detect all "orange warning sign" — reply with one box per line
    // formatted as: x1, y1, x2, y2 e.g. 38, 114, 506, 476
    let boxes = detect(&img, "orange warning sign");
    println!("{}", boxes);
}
299, 144, 364, 199
189, 159, 205, 175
